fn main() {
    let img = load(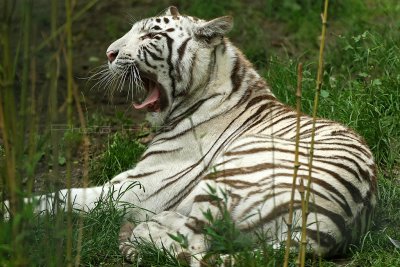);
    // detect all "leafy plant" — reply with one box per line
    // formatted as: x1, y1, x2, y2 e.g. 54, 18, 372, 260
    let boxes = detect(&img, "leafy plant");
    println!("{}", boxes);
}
89, 132, 146, 184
